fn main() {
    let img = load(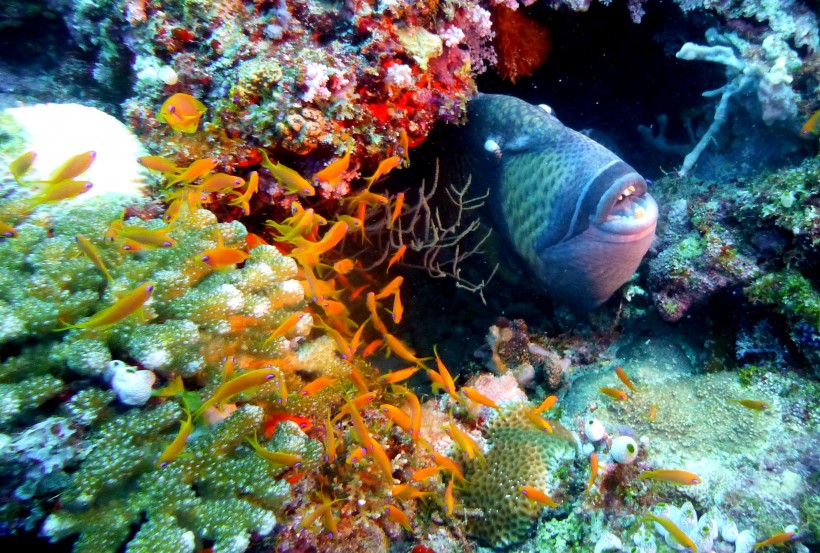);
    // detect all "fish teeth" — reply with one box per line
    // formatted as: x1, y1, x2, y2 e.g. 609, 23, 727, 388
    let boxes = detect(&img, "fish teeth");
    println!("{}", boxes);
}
634, 206, 645, 219
622, 185, 635, 197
